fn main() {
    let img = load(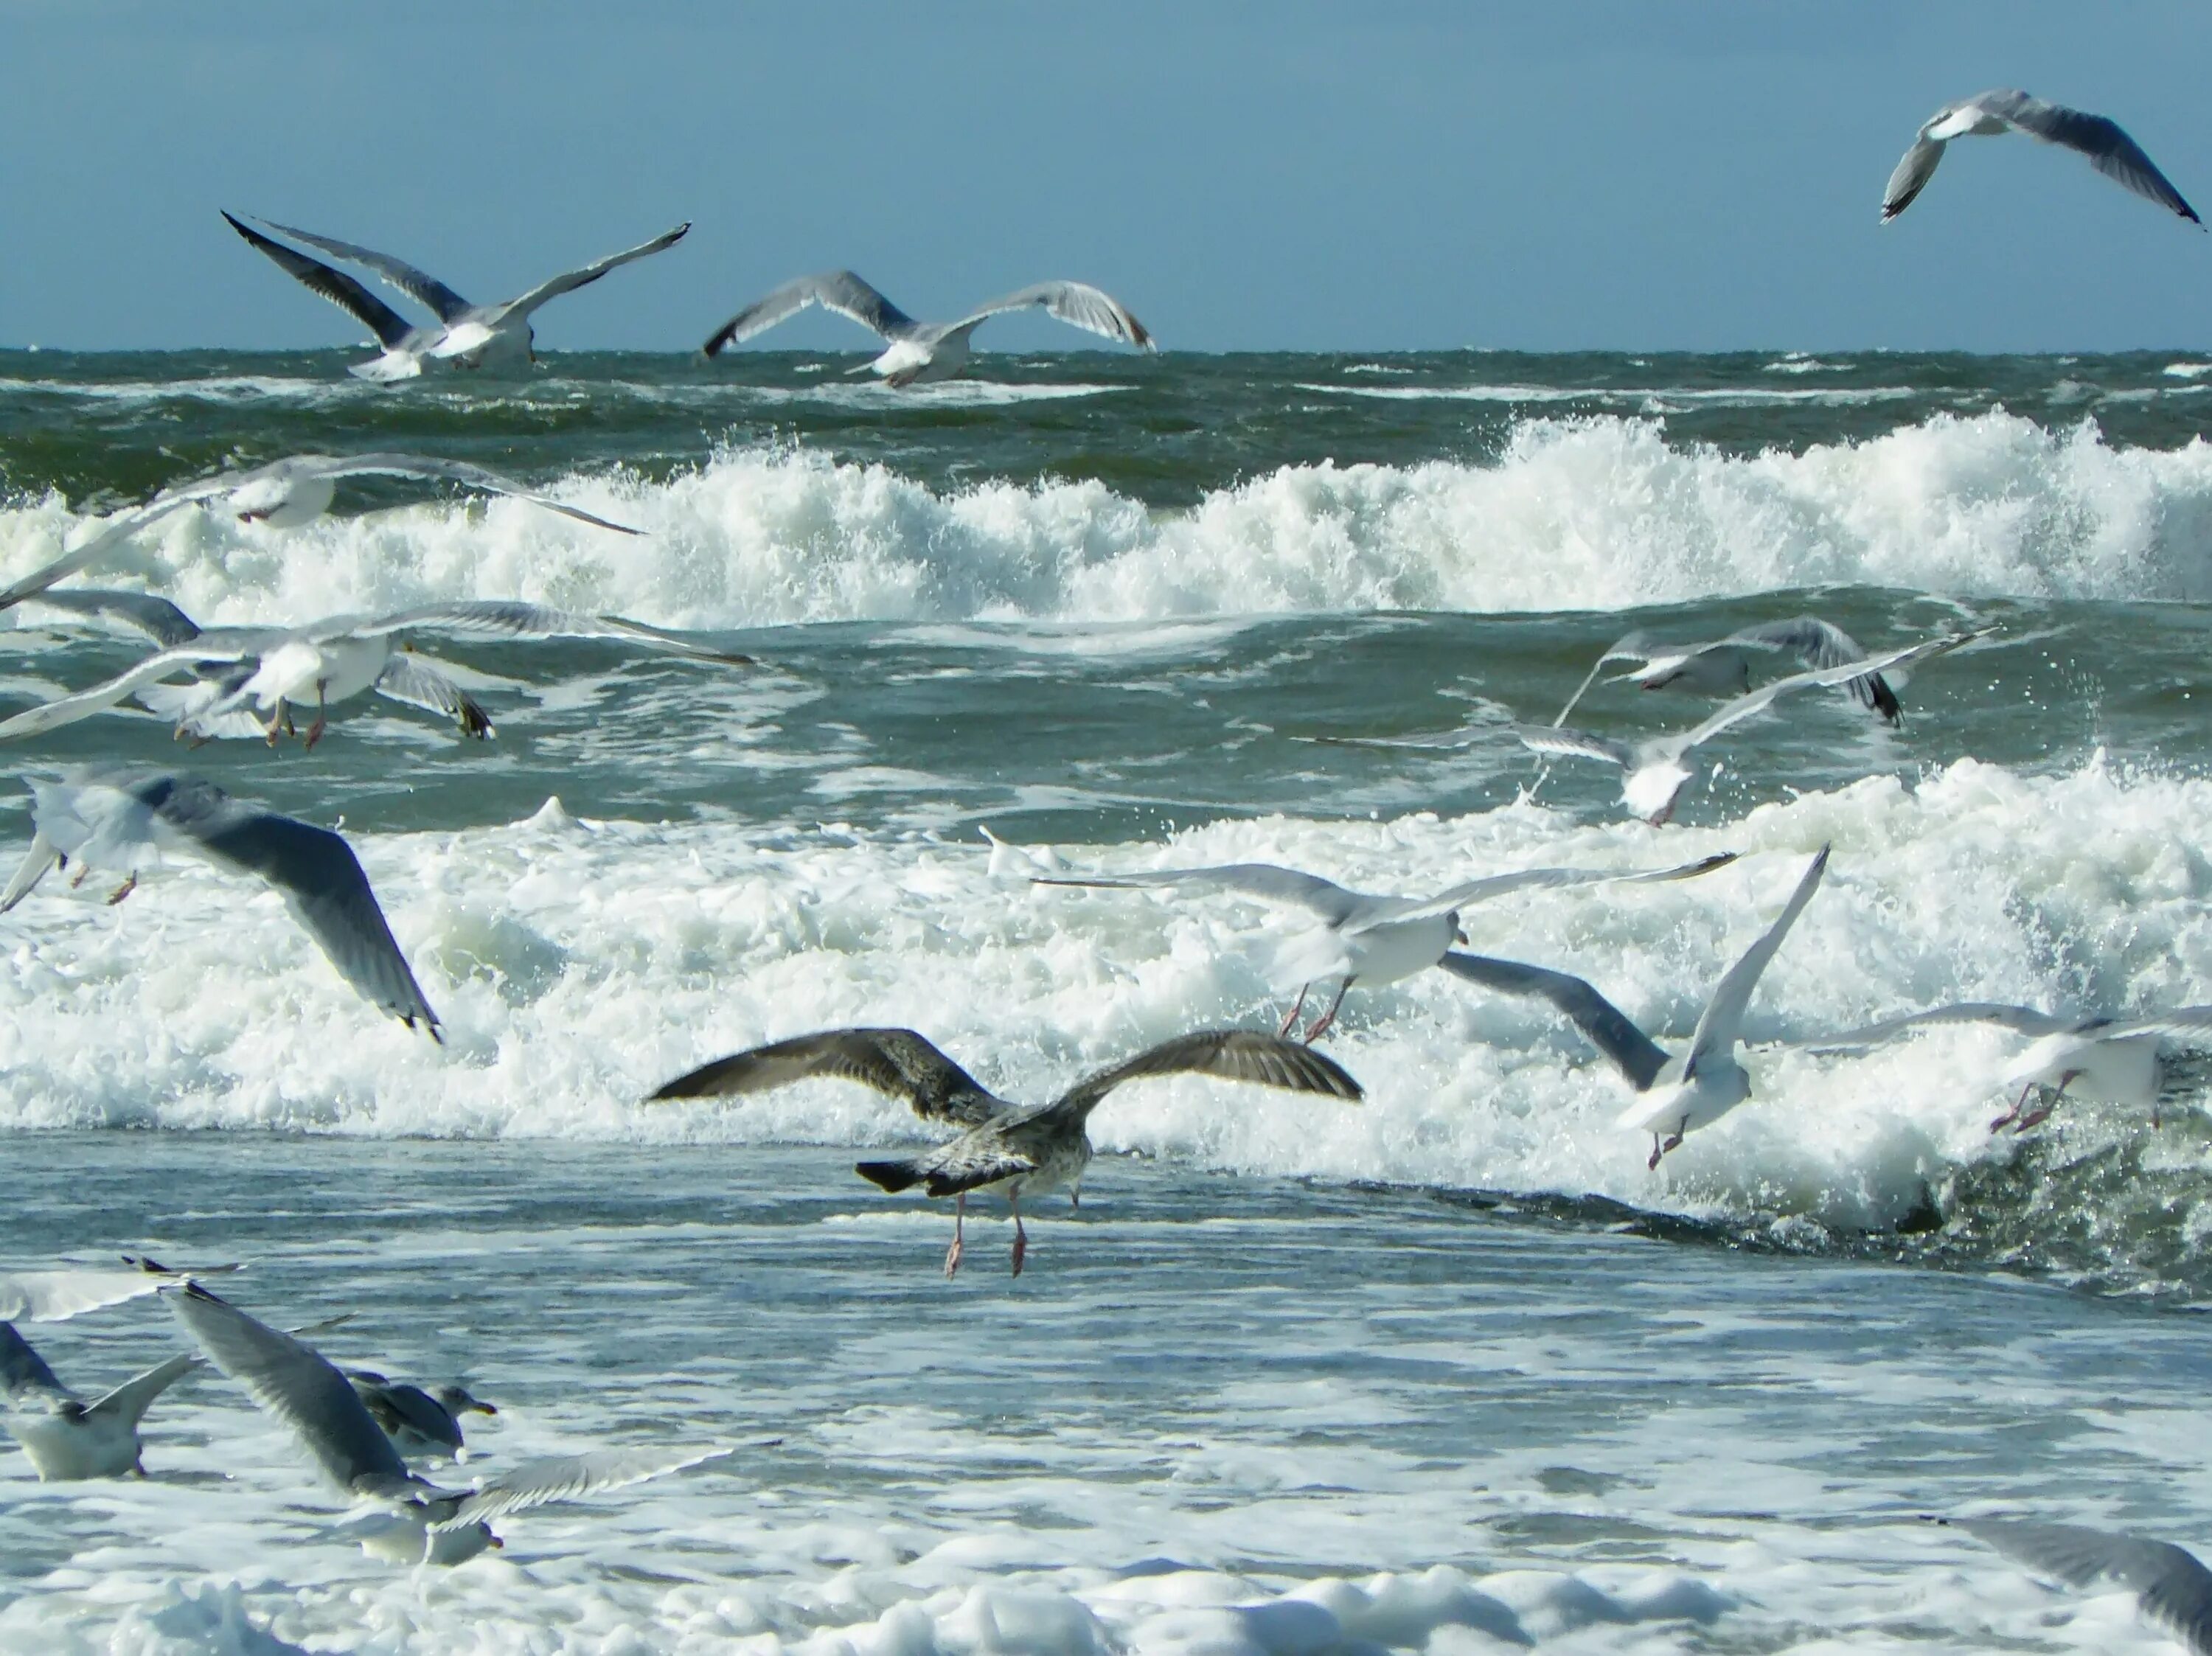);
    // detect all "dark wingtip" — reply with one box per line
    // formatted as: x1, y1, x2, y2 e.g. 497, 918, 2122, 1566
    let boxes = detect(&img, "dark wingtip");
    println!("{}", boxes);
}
857, 1159, 922, 1193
